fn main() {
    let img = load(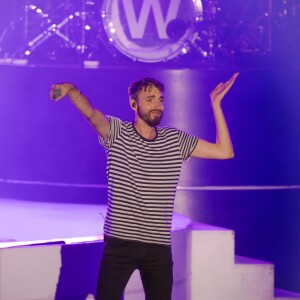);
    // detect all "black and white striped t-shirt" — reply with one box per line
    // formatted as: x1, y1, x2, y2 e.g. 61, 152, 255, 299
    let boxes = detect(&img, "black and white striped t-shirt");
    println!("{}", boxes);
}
99, 116, 198, 245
